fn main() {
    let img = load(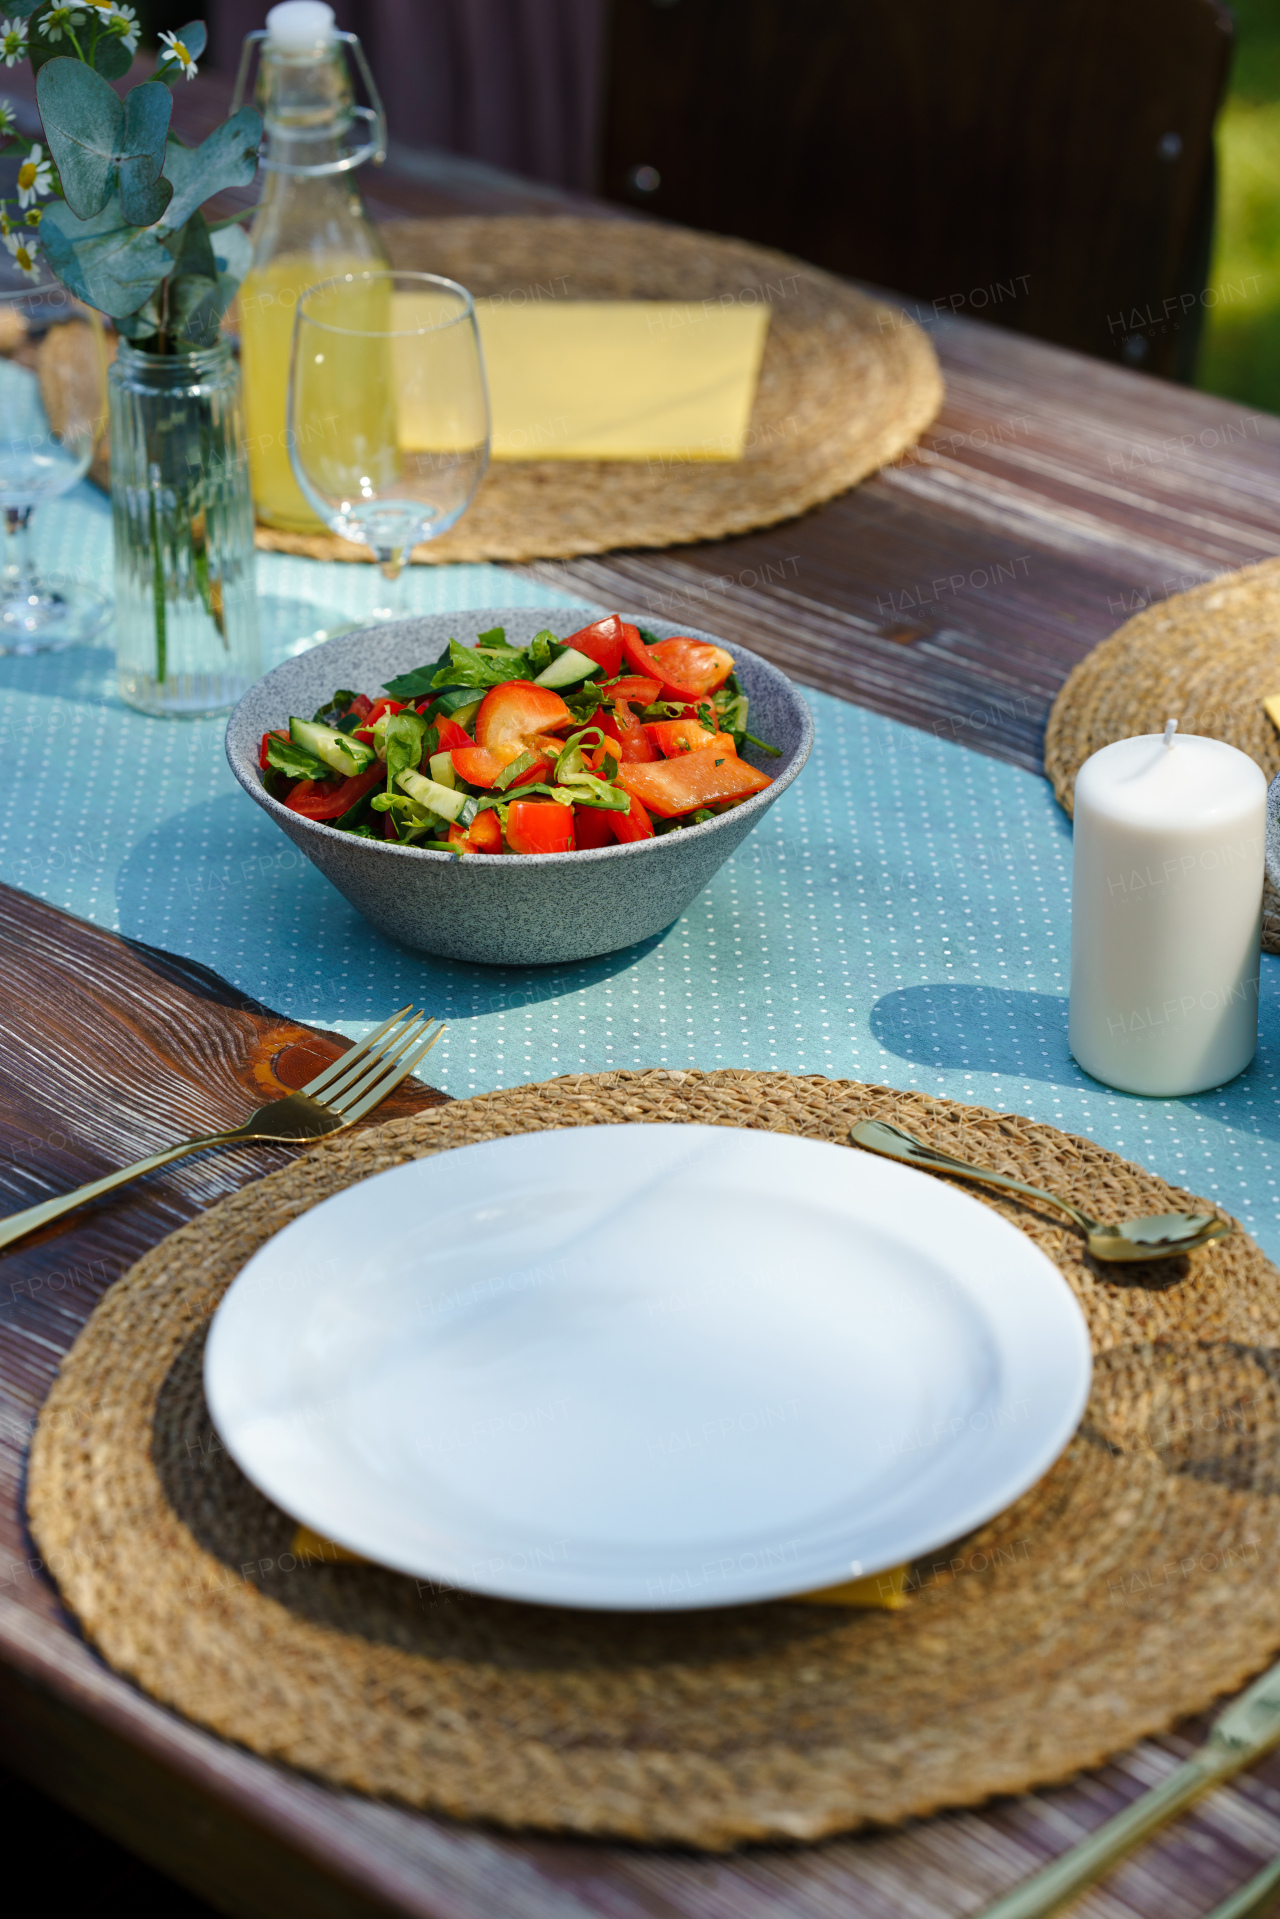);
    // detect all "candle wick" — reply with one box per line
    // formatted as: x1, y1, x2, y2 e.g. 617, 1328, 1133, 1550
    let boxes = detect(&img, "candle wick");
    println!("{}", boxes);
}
1164, 718, 1178, 748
